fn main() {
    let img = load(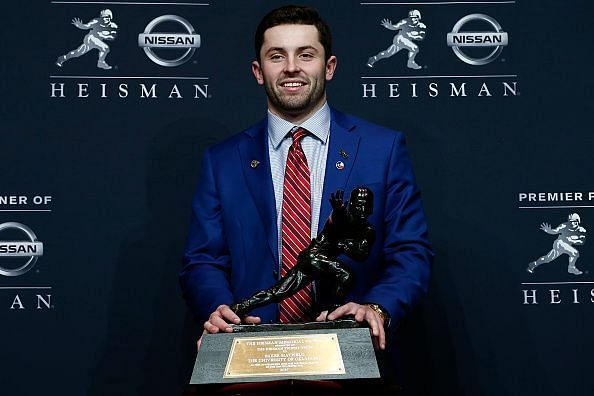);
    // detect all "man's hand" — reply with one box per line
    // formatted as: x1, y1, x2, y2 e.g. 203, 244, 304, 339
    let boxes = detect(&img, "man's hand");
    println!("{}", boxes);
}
315, 302, 386, 350
198, 304, 261, 351
203, 304, 261, 334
